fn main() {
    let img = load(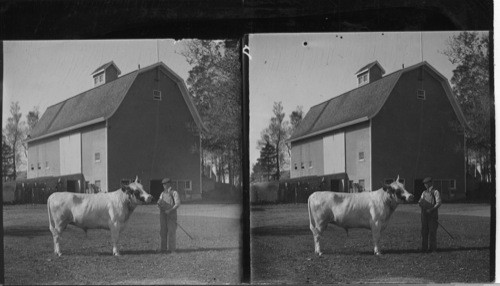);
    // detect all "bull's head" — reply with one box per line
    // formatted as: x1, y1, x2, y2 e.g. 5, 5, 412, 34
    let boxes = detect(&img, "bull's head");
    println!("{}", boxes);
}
382, 175, 414, 203
121, 176, 153, 204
